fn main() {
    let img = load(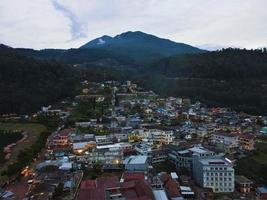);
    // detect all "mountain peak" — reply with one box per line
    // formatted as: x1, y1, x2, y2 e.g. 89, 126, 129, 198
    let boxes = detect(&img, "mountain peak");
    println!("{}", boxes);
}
80, 31, 205, 61
0, 44, 12, 49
